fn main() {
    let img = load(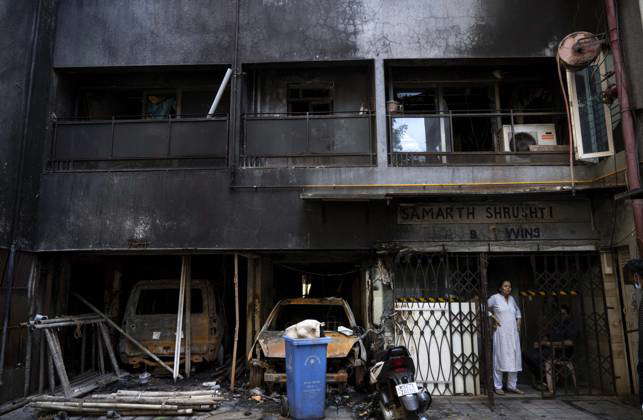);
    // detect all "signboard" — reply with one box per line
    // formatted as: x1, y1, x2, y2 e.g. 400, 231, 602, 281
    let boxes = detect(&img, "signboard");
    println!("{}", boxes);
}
395, 201, 594, 242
